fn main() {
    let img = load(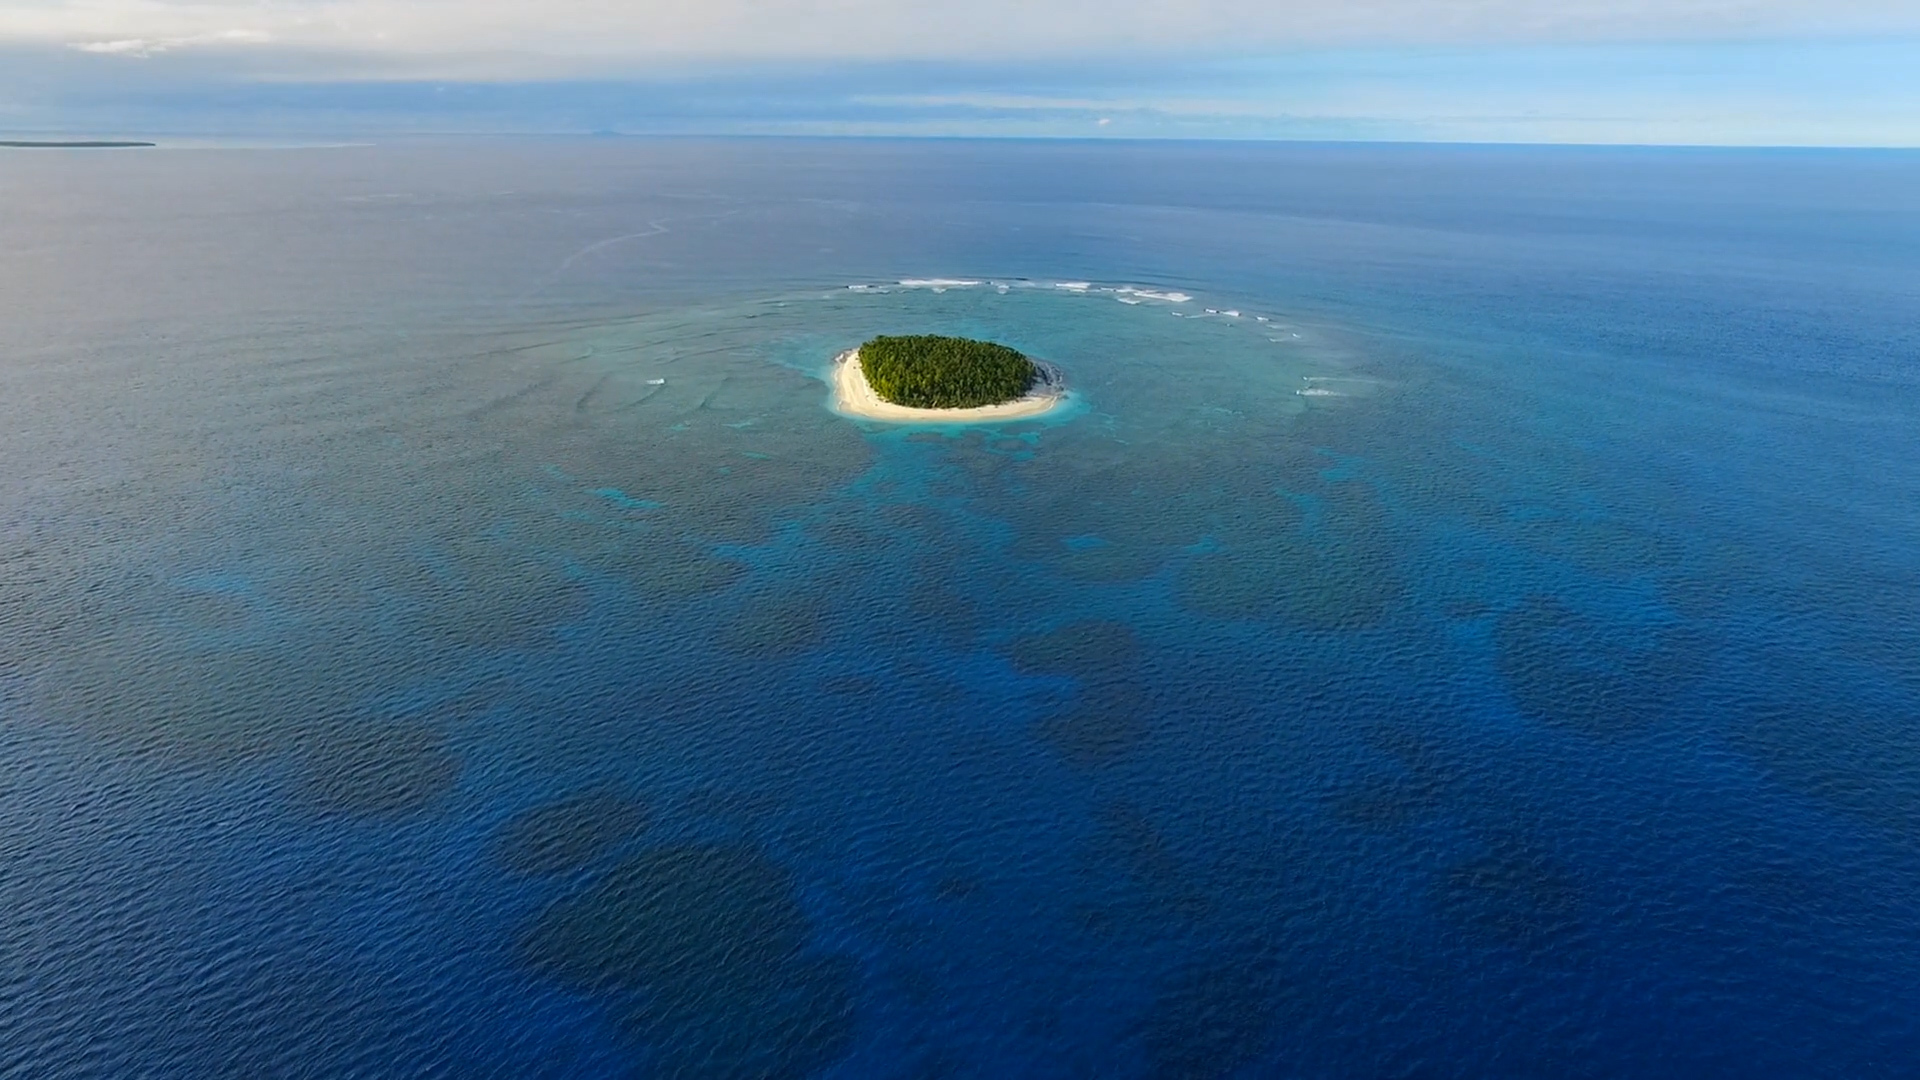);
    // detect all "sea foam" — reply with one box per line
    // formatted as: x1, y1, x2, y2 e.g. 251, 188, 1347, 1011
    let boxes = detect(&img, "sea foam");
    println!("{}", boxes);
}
1117, 287, 1193, 303
898, 278, 983, 290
